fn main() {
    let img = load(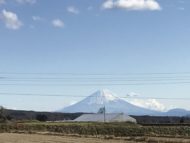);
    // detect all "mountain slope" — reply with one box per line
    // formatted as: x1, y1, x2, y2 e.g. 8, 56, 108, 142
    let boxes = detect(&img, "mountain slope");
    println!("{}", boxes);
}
164, 108, 190, 116
61, 89, 161, 115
